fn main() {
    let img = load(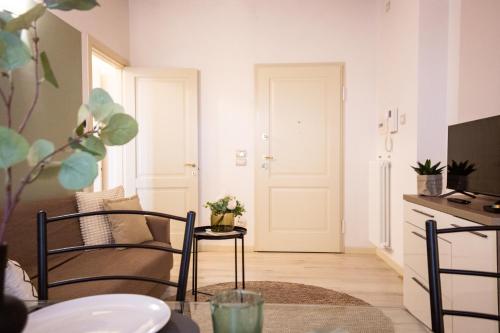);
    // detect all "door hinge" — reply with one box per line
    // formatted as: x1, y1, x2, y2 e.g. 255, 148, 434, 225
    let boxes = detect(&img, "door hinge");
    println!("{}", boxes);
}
342, 86, 346, 102
341, 219, 345, 234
